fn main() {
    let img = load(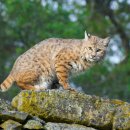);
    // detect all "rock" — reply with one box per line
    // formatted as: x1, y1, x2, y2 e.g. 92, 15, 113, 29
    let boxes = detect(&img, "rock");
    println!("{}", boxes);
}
45, 122, 97, 130
31, 116, 45, 125
0, 119, 22, 130
11, 90, 130, 130
11, 90, 121, 129
23, 119, 44, 129
0, 110, 29, 123
0, 99, 16, 123
0, 98, 14, 112
112, 103, 130, 130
